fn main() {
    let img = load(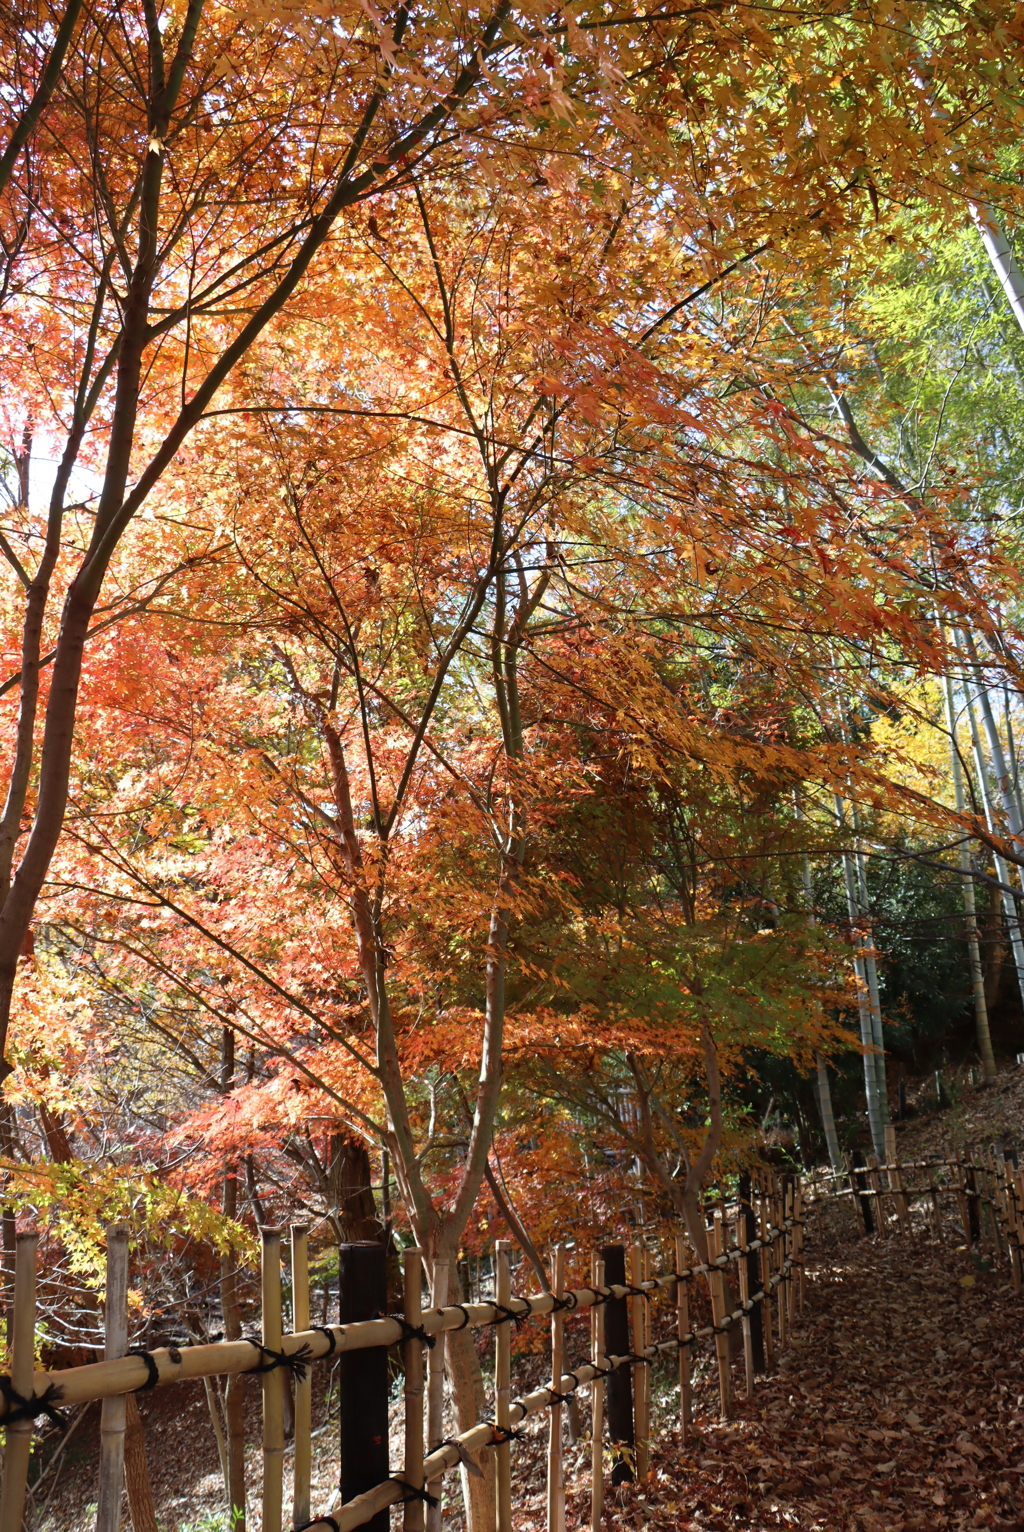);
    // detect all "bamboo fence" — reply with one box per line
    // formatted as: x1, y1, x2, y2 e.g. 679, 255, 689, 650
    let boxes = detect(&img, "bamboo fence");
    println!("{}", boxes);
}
807, 1137, 1024, 1294
0, 1171, 802, 1532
